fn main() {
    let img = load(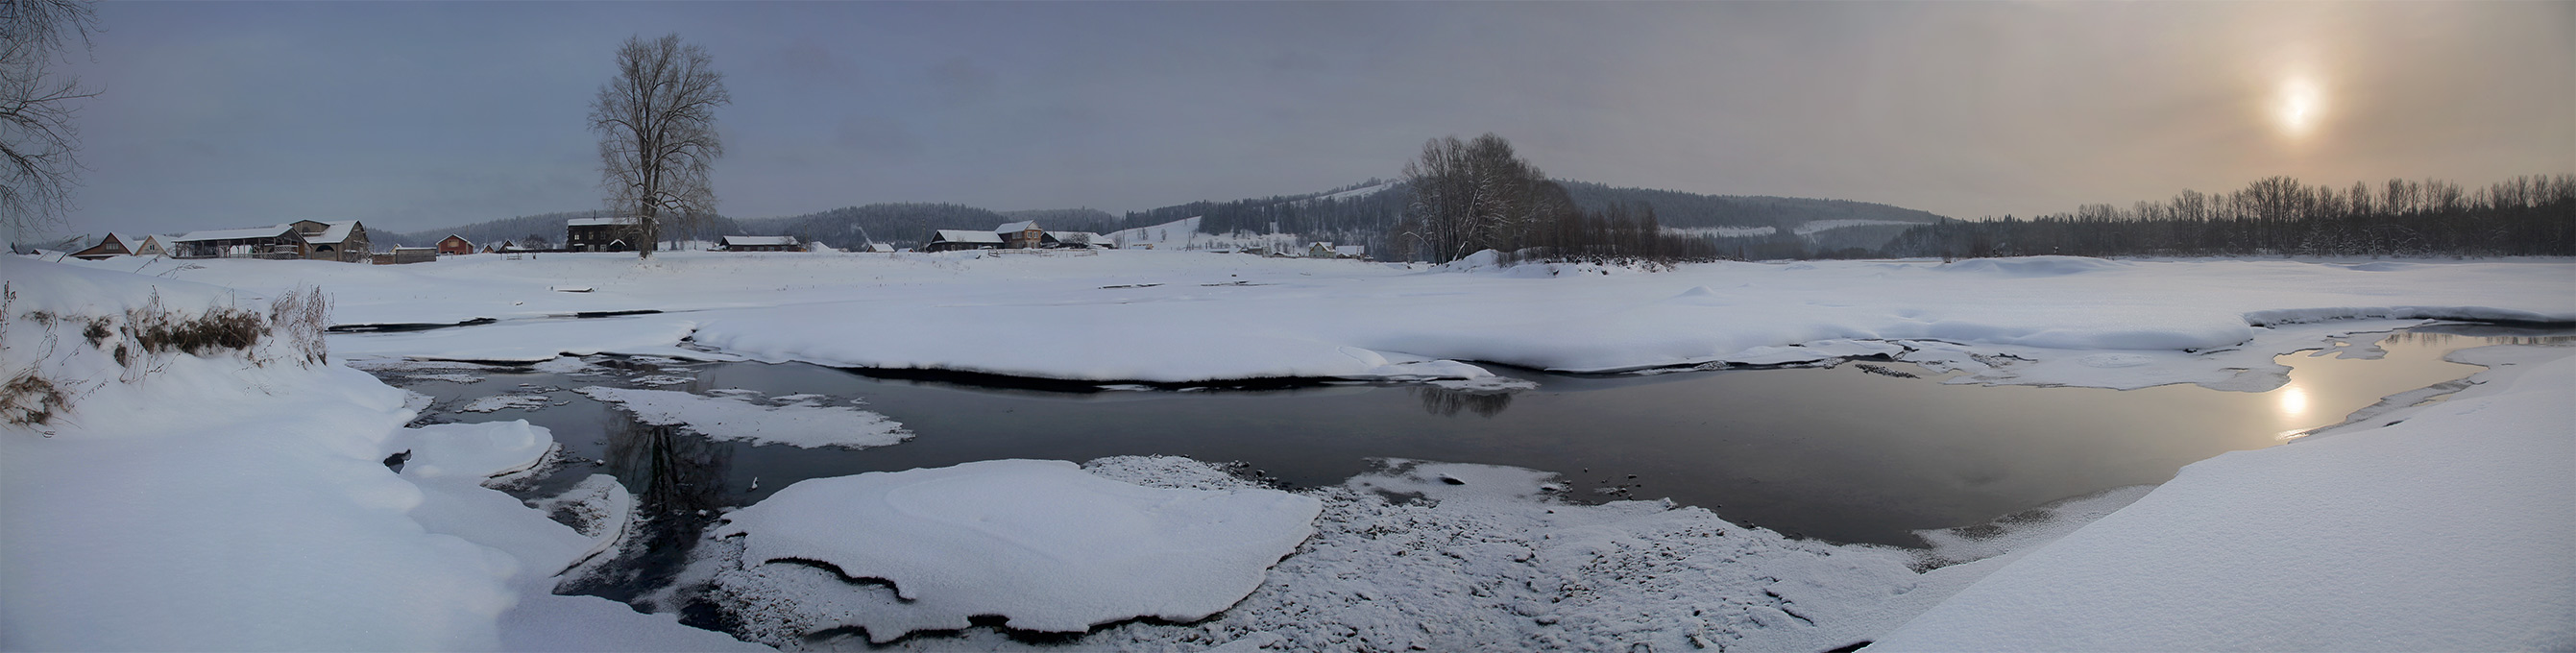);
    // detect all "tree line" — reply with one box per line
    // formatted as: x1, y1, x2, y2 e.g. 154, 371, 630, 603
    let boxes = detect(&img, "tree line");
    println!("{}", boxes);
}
1393, 133, 1720, 264
1883, 174, 2576, 258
